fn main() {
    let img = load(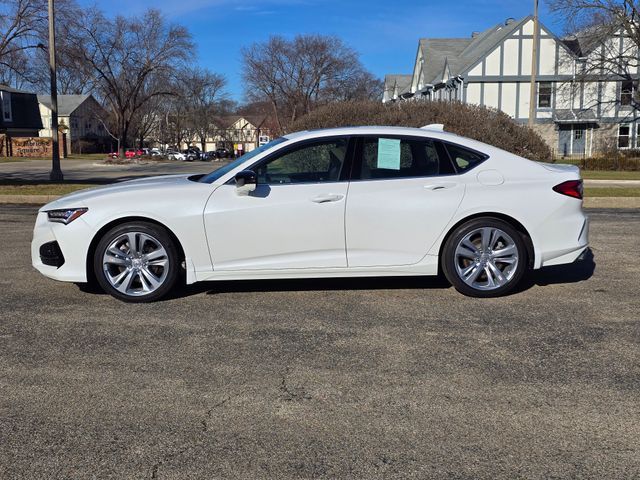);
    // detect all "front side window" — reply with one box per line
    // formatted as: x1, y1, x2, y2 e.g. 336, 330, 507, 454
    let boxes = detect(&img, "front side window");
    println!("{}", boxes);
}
256, 138, 348, 184
358, 137, 454, 180
618, 124, 631, 148
538, 82, 552, 109
621, 80, 634, 106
